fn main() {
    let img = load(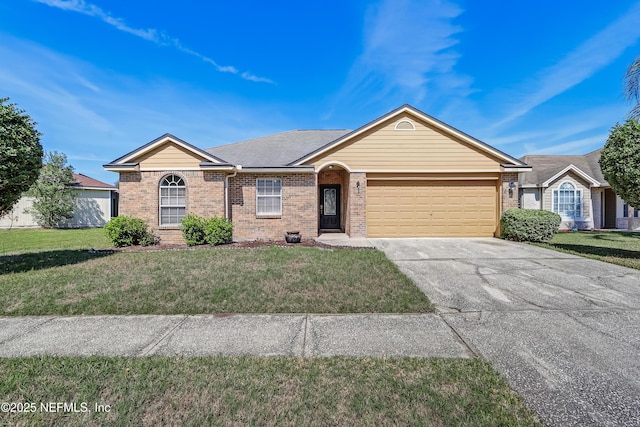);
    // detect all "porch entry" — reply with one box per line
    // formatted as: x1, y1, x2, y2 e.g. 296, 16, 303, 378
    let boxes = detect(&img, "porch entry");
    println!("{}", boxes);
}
319, 184, 341, 230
